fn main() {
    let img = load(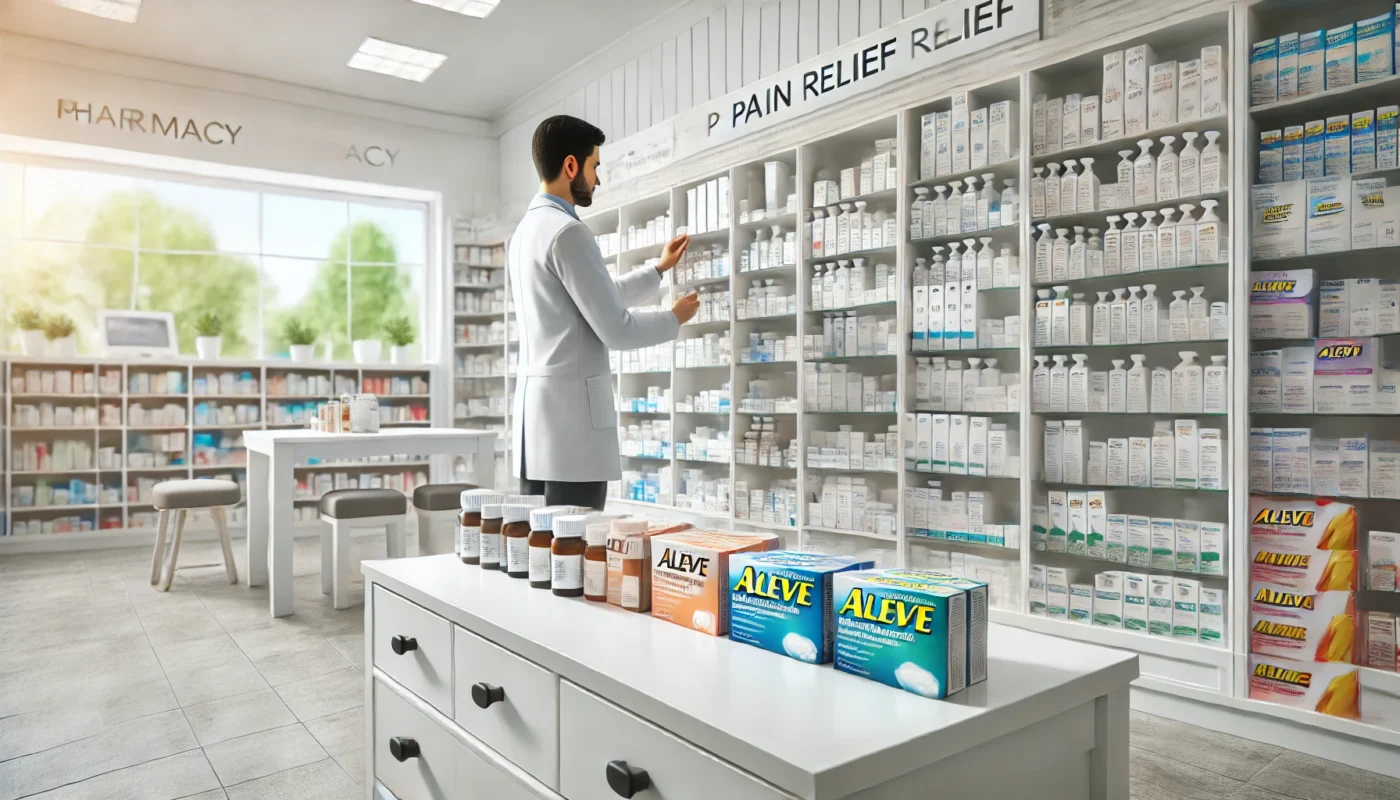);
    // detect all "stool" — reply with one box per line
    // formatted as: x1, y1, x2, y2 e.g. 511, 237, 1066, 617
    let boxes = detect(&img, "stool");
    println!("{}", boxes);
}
412, 482, 476, 555
319, 488, 408, 609
149, 479, 242, 592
